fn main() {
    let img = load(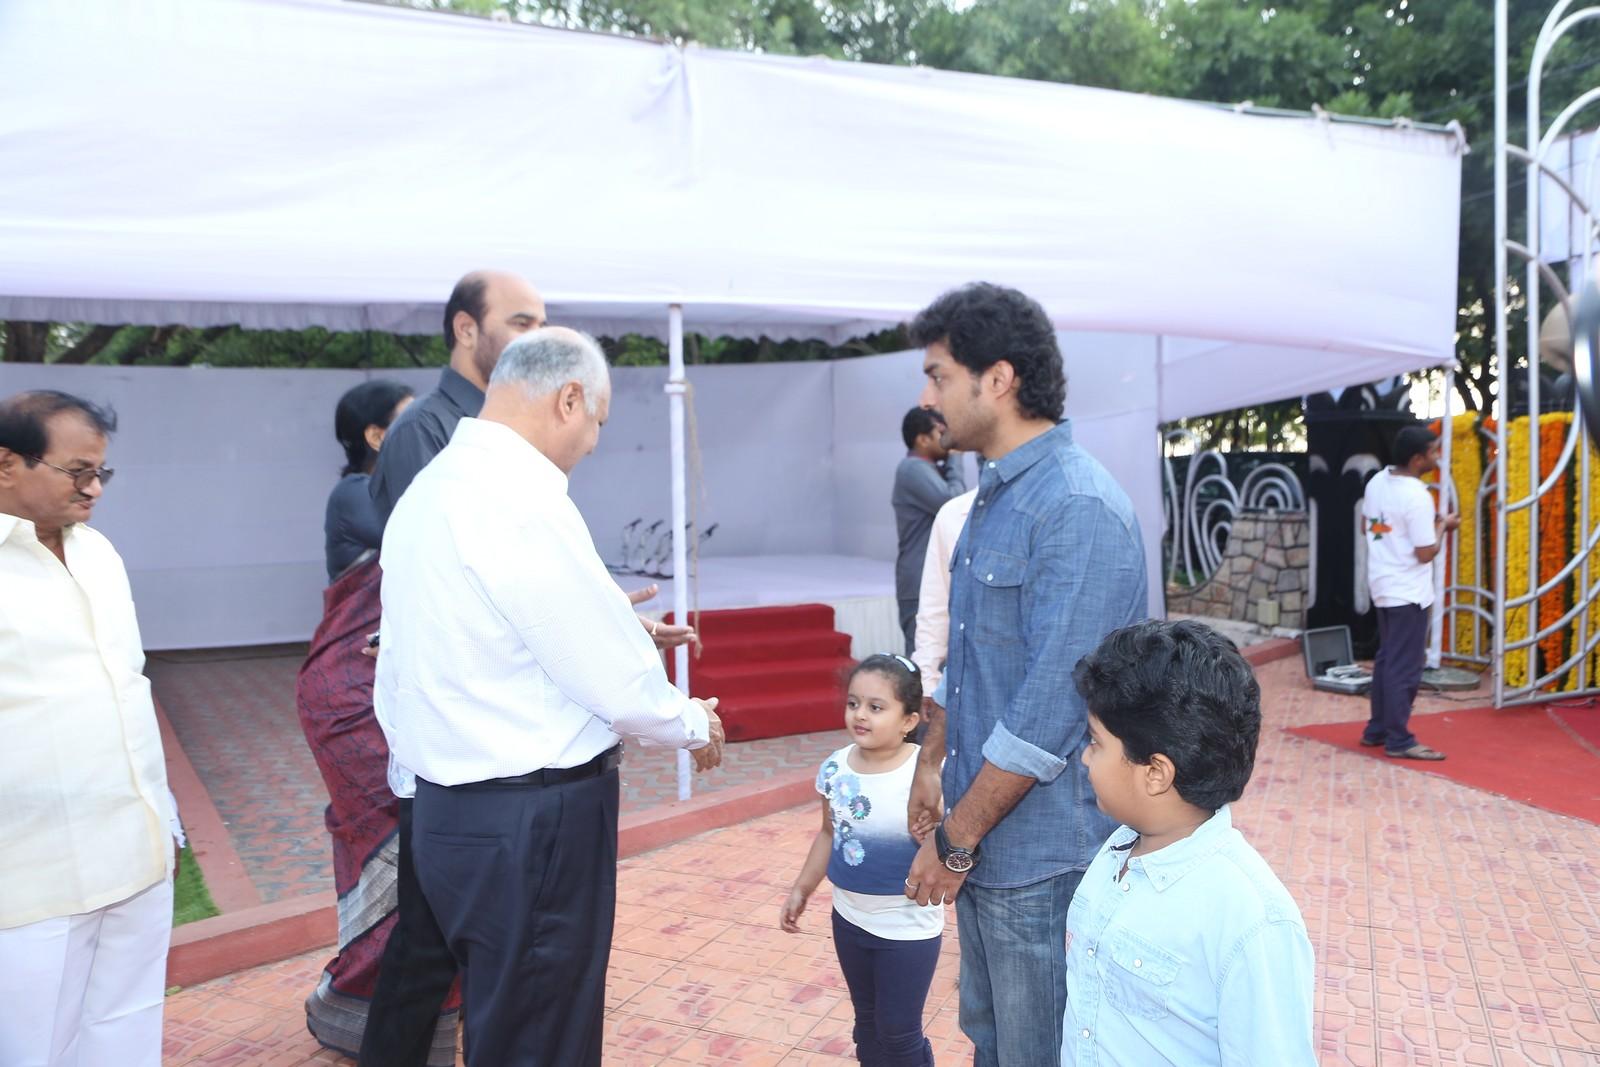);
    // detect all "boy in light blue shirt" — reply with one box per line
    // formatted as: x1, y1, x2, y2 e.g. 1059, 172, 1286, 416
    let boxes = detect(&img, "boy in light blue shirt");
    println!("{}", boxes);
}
1061, 620, 1316, 1067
